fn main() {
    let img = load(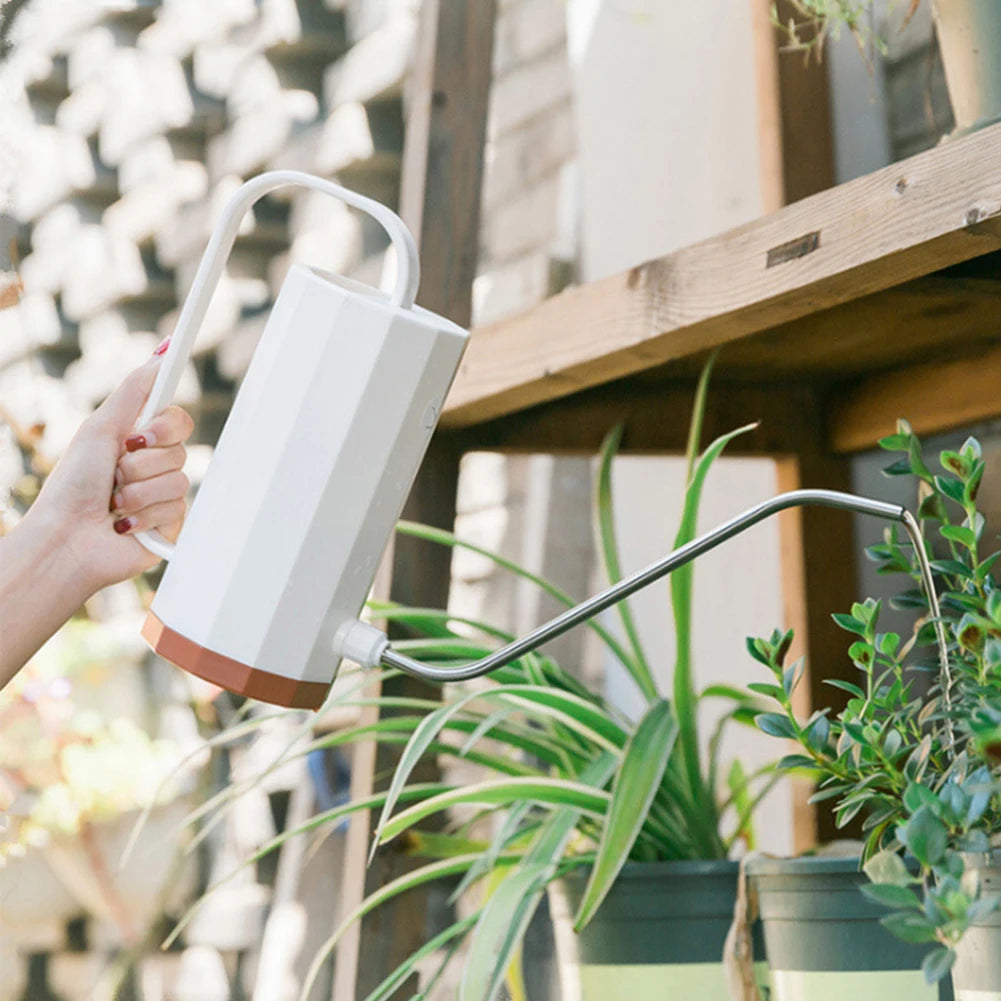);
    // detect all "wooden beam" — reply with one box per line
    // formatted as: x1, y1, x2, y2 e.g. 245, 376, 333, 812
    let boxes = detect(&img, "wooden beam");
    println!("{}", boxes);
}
442, 123, 1001, 428
829, 339, 1001, 454
335, 2, 496, 998
772, 398, 858, 850
706, 274, 1001, 376
454, 379, 825, 457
